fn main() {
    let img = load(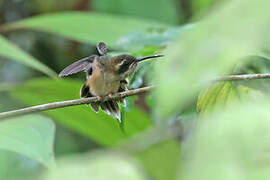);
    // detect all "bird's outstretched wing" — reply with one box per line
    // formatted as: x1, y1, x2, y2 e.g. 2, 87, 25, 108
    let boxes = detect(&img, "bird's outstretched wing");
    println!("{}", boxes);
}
96, 42, 108, 56
58, 55, 97, 77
